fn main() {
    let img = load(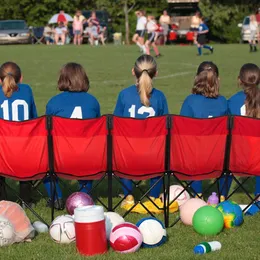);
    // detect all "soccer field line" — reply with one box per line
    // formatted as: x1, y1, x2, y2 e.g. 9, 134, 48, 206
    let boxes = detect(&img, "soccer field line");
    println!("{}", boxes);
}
92, 71, 193, 85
